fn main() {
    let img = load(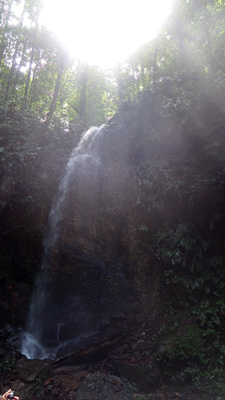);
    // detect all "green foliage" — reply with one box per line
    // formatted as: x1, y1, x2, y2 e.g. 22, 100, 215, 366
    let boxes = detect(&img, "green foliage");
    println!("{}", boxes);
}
156, 324, 205, 365
35, 378, 42, 392
154, 316, 225, 389
1, 0, 225, 128
154, 213, 225, 387
0, 357, 16, 373
0, 0, 118, 129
